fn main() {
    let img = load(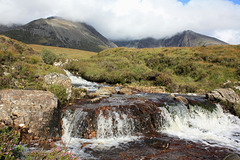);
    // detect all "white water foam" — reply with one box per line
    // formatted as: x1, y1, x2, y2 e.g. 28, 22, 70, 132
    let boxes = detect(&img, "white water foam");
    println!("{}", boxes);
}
64, 70, 100, 92
160, 104, 240, 152
62, 109, 139, 158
